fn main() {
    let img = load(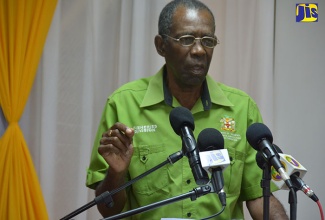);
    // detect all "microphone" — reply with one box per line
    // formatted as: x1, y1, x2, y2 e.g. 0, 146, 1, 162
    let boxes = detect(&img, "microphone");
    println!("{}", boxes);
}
197, 128, 229, 207
255, 151, 267, 170
291, 174, 319, 202
246, 123, 294, 189
169, 107, 209, 185
271, 145, 318, 202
